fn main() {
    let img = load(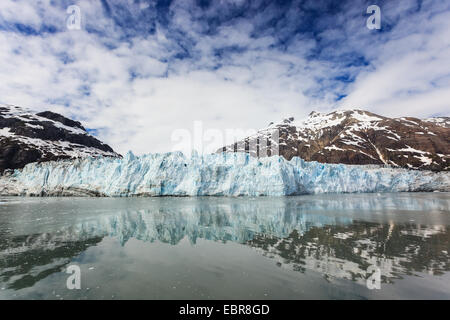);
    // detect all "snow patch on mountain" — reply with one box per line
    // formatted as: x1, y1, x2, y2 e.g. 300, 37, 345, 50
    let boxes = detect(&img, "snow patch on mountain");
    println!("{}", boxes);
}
423, 117, 450, 128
